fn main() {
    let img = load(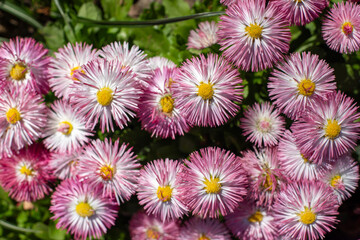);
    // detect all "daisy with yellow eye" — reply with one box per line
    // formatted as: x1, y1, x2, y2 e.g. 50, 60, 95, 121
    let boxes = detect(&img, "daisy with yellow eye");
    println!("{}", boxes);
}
70, 58, 140, 133
180, 217, 231, 240
43, 100, 93, 154
48, 42, 99, 99
77, 138, 141, 204
50, 178, 118, 240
